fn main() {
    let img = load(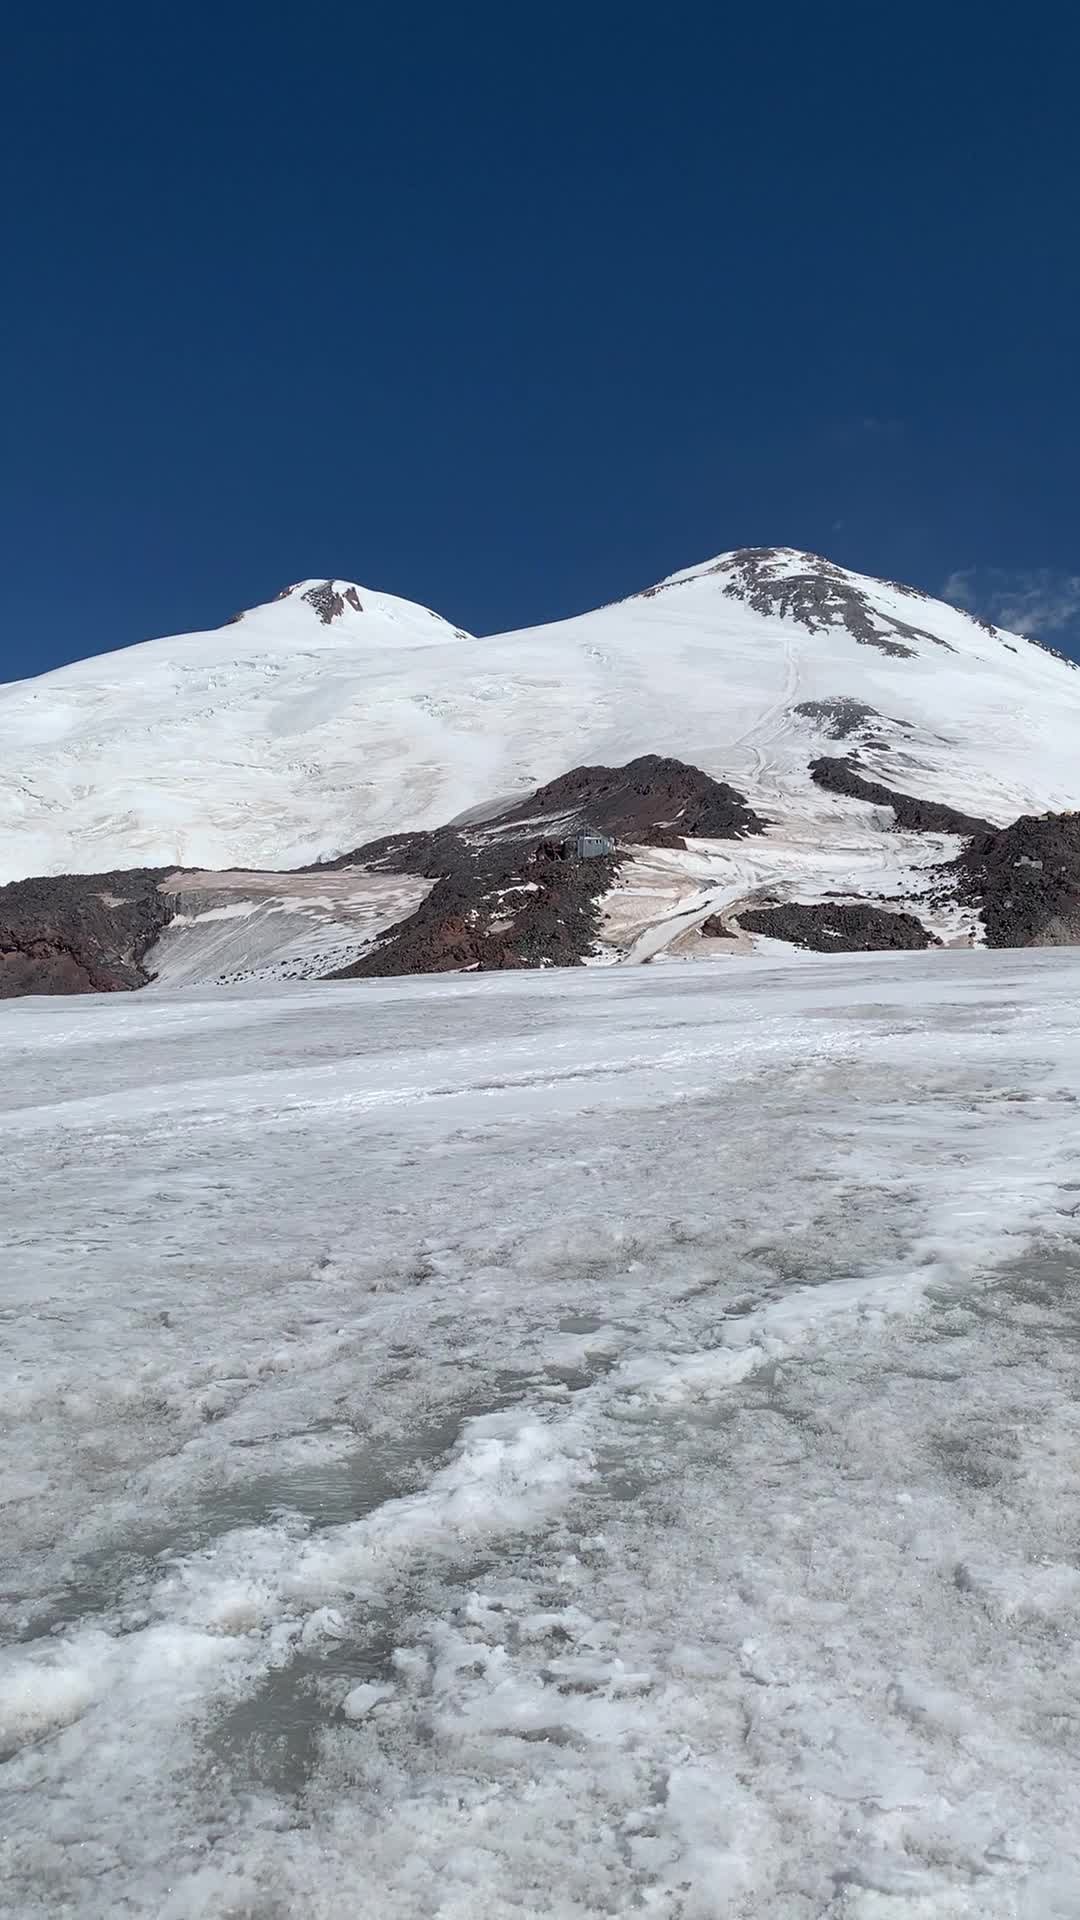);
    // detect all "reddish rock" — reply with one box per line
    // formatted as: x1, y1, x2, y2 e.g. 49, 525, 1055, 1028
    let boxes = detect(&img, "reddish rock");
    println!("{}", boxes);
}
0, 870, 175, 999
